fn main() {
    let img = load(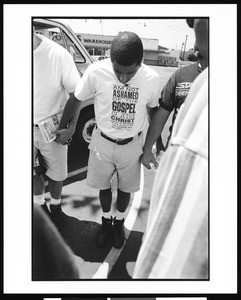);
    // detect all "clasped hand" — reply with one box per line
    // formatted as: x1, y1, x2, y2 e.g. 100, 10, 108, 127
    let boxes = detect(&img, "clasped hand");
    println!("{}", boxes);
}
140, 149, 158, 170
52, 126, 74, 145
